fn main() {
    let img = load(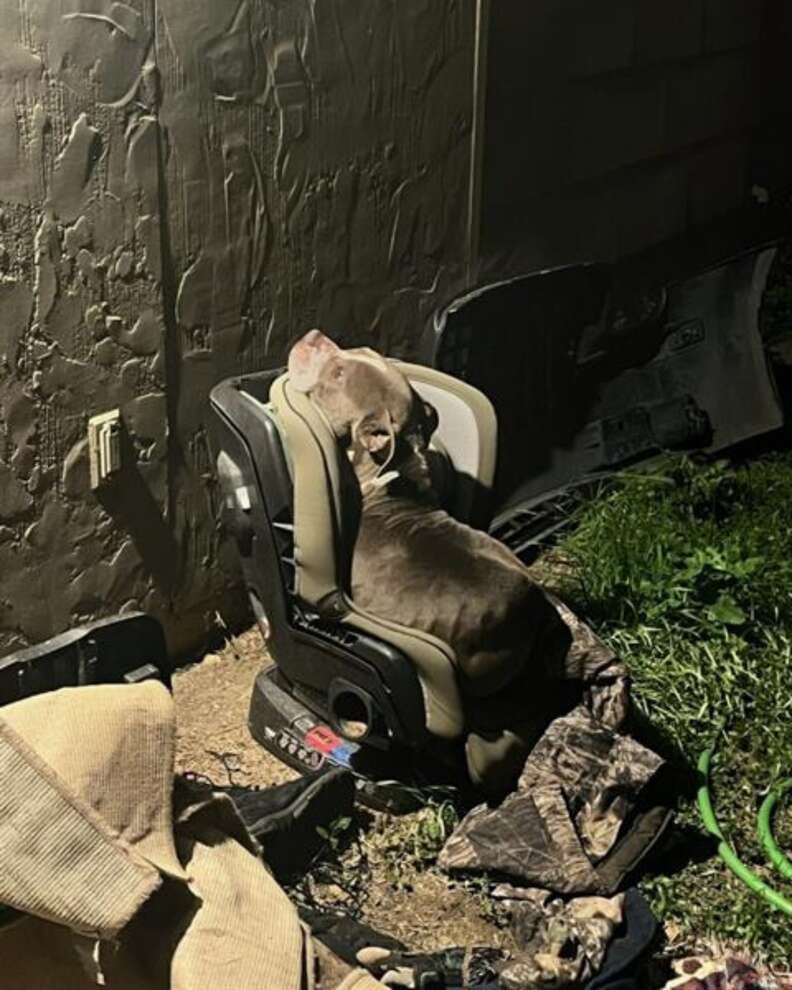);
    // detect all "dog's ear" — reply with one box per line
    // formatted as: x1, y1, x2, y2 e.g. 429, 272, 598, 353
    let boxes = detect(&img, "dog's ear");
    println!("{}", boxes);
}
288, 328, 341, 393
354, 412, 393, 456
